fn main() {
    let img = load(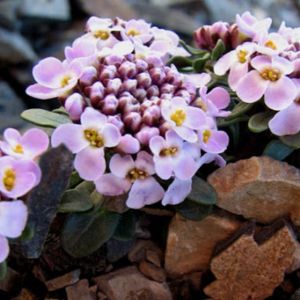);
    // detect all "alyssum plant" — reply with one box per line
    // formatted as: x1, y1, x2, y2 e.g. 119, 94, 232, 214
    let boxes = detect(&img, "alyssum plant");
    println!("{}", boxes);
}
1, 12, 300, 269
